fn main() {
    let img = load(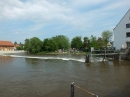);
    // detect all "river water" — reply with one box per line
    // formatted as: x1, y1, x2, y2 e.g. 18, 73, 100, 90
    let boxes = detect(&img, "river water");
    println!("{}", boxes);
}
0, 53, 130, 97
